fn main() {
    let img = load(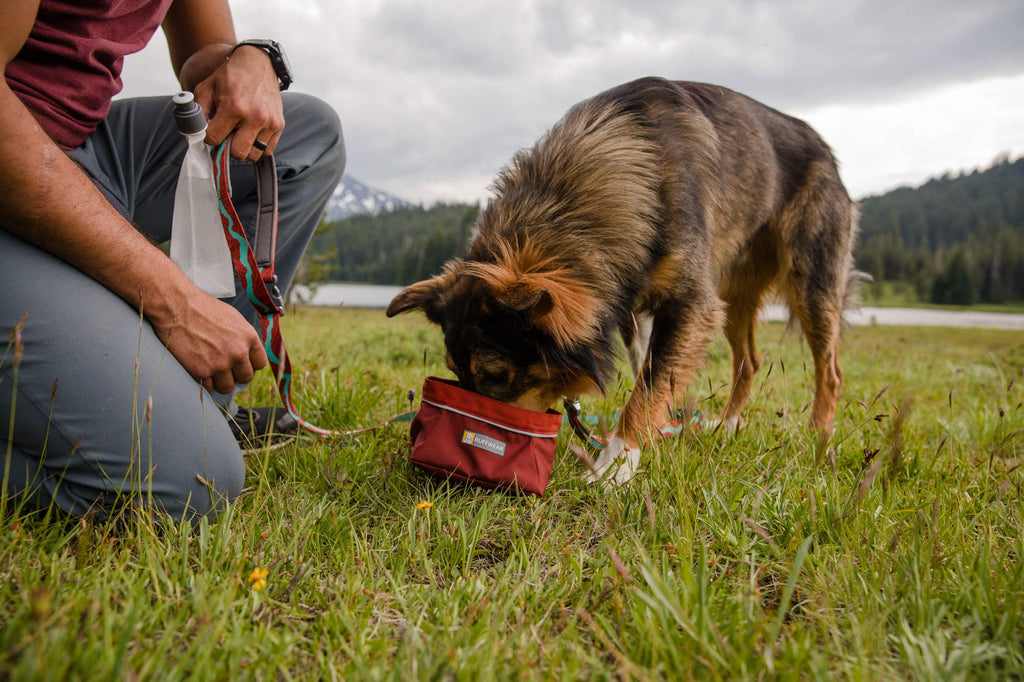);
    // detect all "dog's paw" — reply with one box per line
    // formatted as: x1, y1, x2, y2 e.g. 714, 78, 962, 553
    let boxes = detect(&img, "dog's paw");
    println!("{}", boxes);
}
586, 435, 641, 486
705, 416, 740, 434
